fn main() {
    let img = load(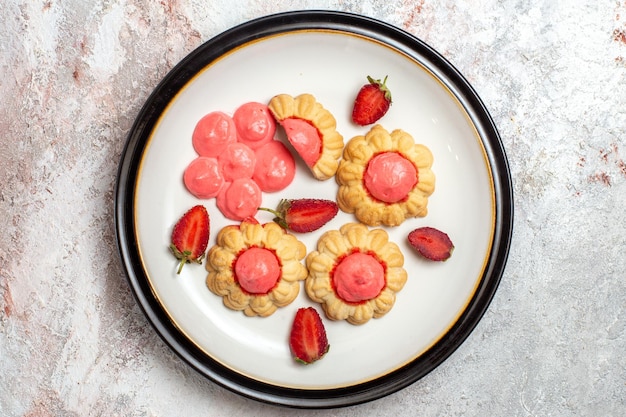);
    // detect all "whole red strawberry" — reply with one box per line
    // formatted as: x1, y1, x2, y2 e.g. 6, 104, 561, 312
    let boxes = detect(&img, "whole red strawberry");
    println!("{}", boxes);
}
170, 205, 210, 274
259, 198, 338, 233
289, 307, 330, 364
407, 227, 454, 262
352, 75, 392, 126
